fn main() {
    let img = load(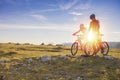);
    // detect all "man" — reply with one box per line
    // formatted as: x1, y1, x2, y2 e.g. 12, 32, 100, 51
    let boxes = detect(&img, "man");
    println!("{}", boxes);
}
89, 14, 100, 35
88, 14, 104, 53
